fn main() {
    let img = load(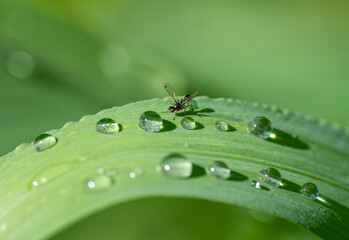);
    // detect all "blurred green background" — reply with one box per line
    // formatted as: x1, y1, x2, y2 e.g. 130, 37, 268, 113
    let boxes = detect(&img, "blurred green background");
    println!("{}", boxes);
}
0, 0, 347, 239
